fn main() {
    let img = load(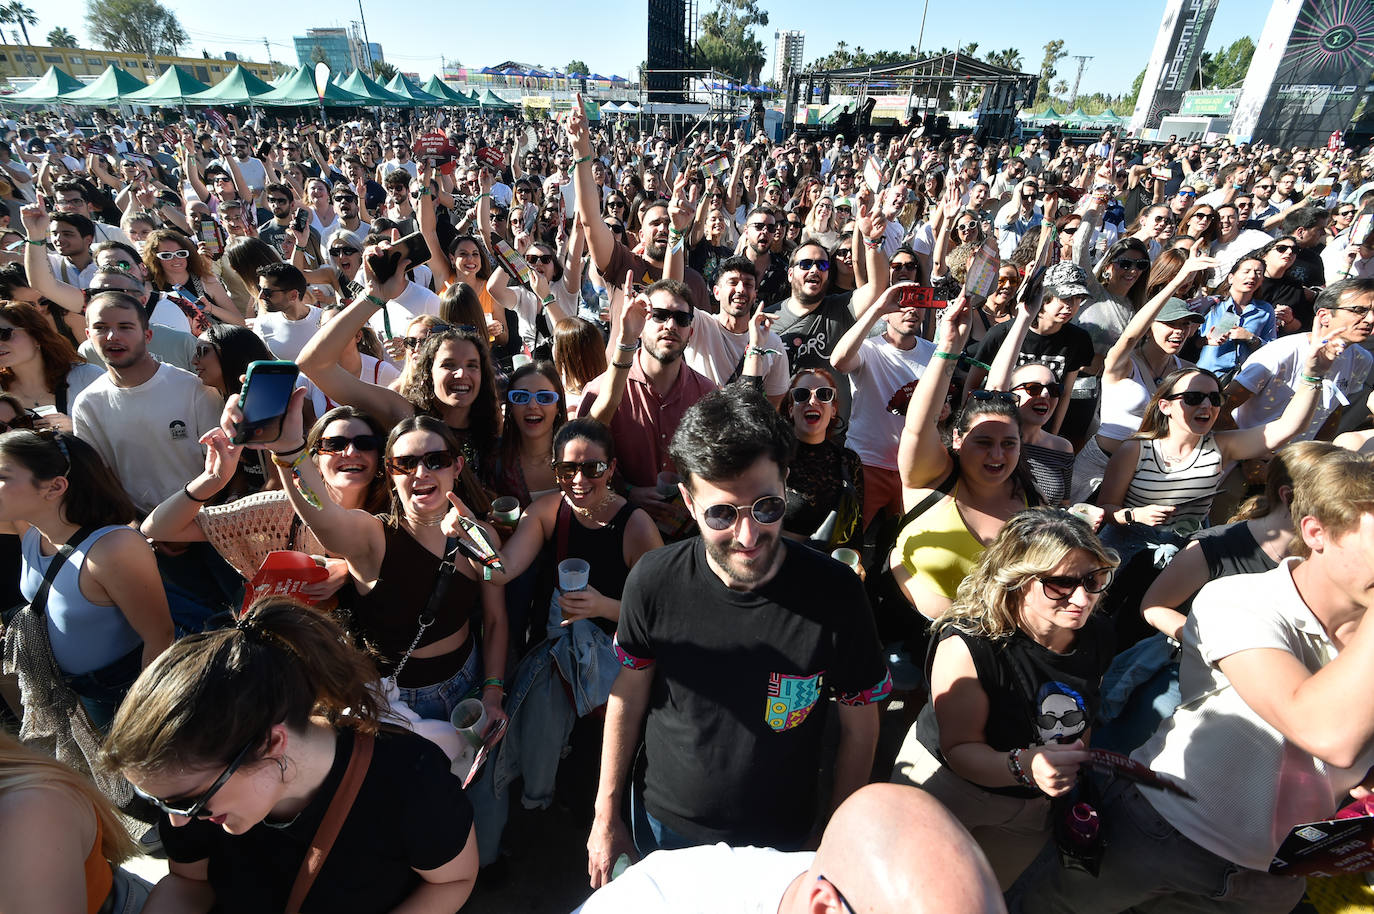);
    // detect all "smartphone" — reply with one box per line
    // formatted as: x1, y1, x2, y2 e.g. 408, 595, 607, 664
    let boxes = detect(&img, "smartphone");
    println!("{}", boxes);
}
897, 285, 944, 309
232, 361, 299, 446
291, 208, 308, 233
196, 215, 223, 258
367, 232, 432, 284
